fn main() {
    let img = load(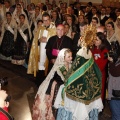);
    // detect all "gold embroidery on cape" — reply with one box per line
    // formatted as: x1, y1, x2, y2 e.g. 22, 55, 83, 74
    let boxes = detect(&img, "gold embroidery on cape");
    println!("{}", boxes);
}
65, 56, 101, 104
